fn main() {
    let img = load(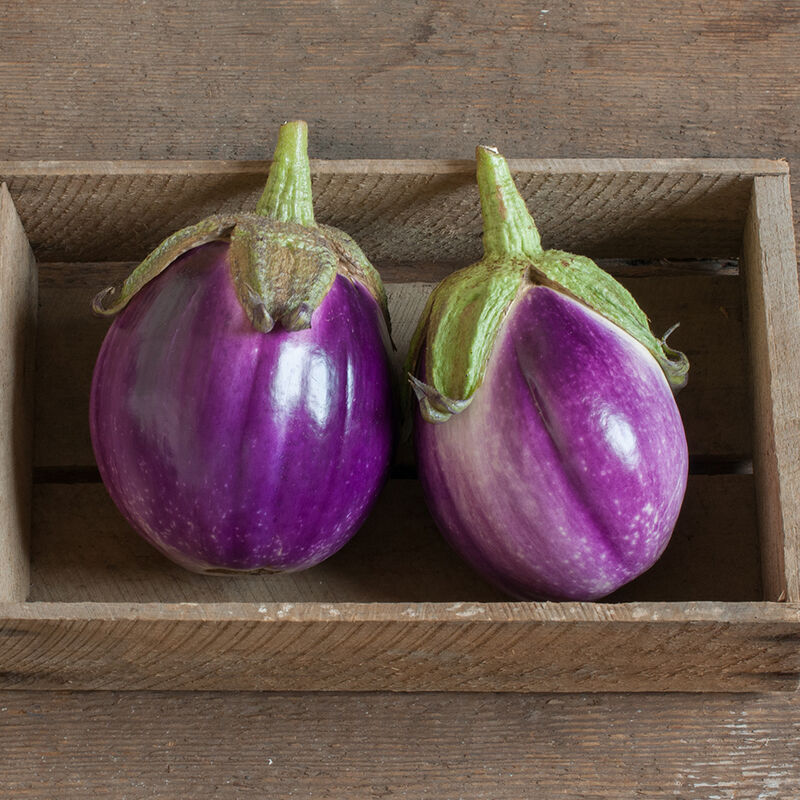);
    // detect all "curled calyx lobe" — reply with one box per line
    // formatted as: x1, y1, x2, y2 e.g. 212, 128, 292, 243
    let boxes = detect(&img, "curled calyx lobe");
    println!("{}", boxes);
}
406, 146, 689, 423
92, 120, 390, 334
